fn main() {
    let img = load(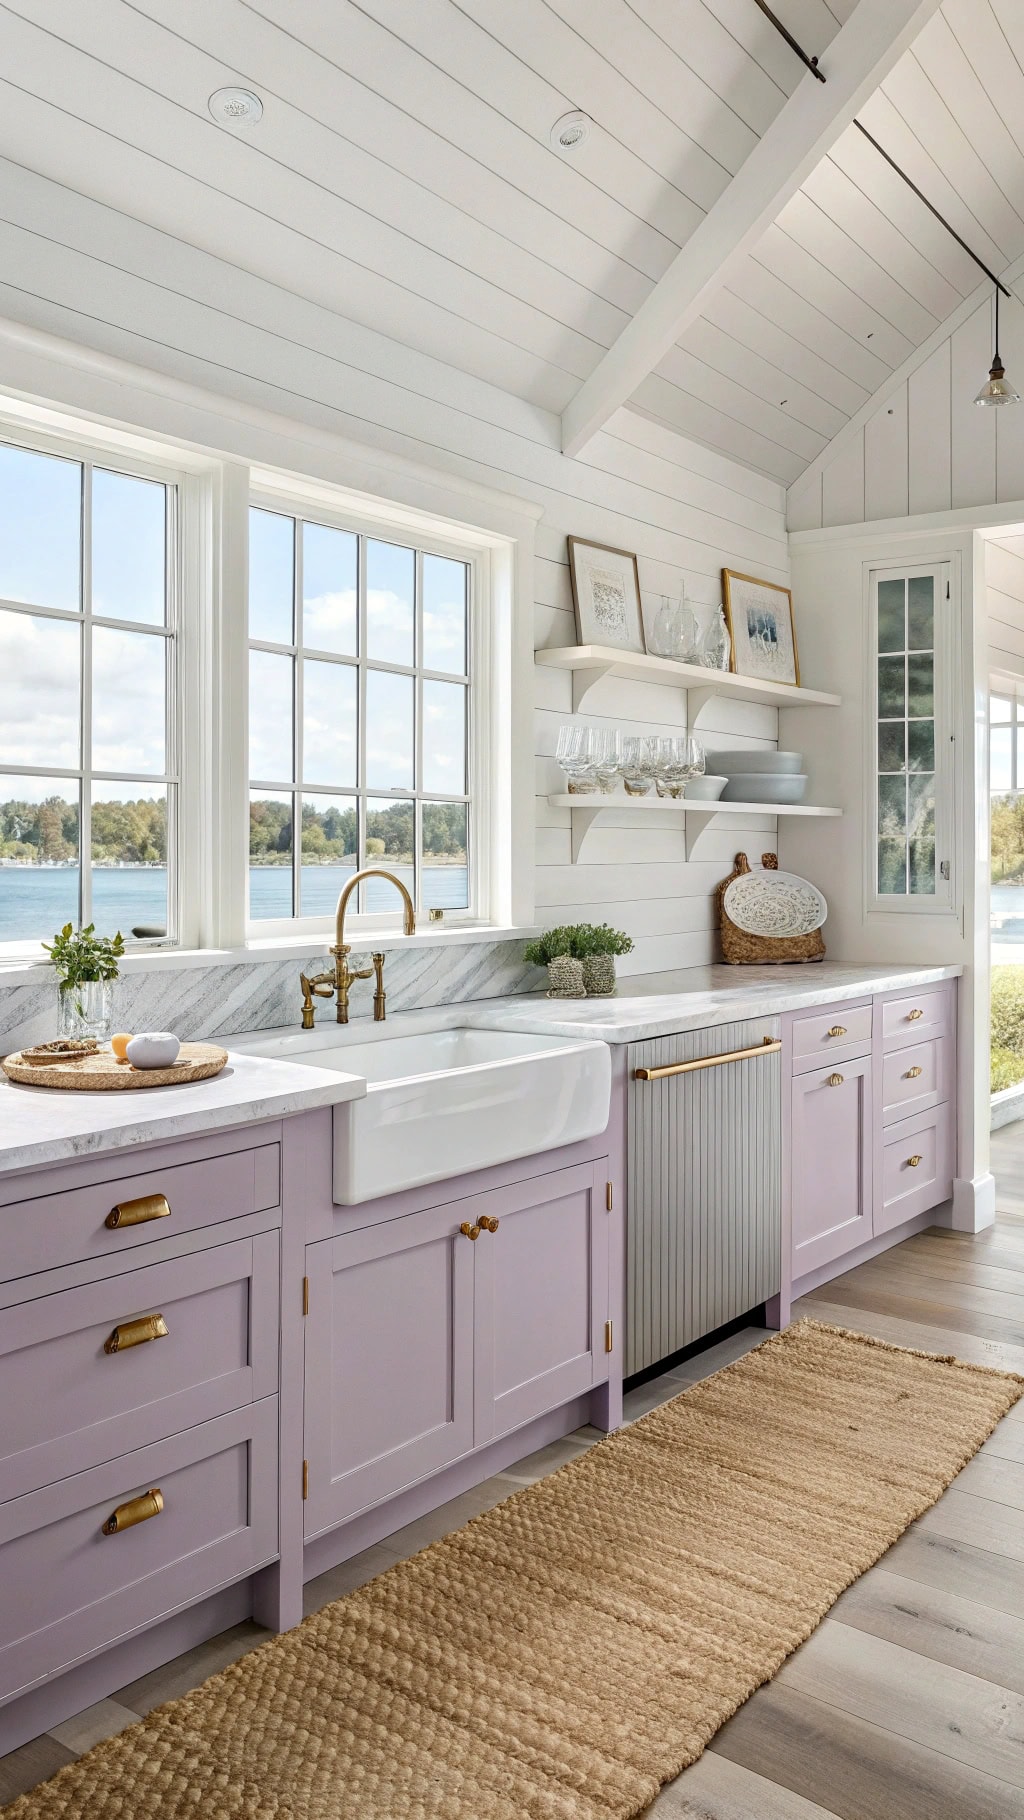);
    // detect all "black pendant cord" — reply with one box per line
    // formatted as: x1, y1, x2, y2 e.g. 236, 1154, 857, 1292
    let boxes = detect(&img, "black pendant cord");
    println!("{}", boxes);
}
853, 119, 1010, 298
752, 0, 826, 81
